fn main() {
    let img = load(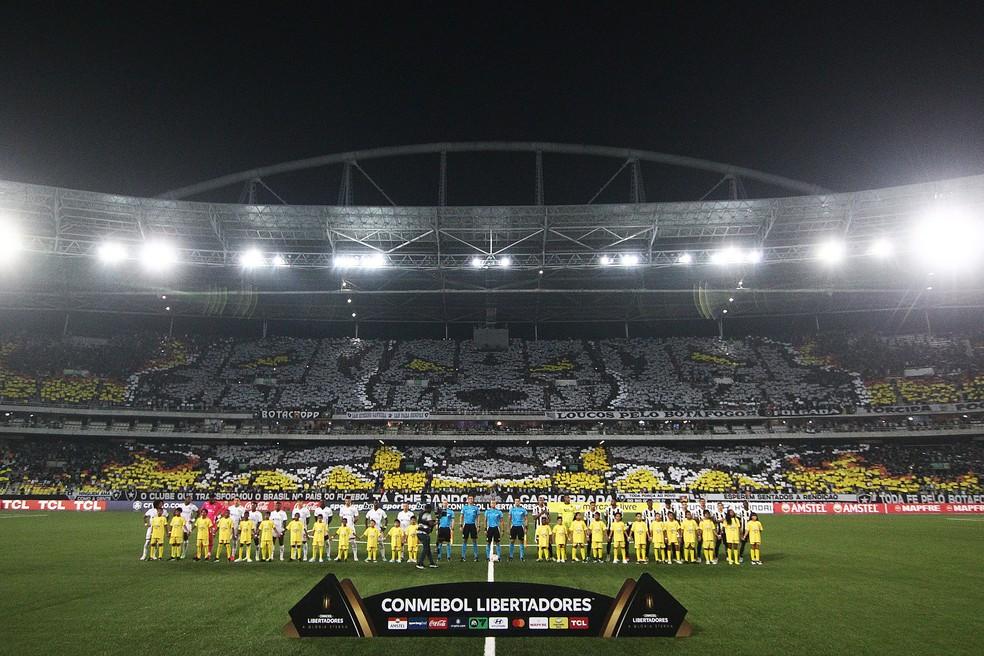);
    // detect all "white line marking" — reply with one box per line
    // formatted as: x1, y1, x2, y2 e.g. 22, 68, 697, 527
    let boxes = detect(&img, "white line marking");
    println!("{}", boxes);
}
484, 558, 495, 656
0, 513, 49, 519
